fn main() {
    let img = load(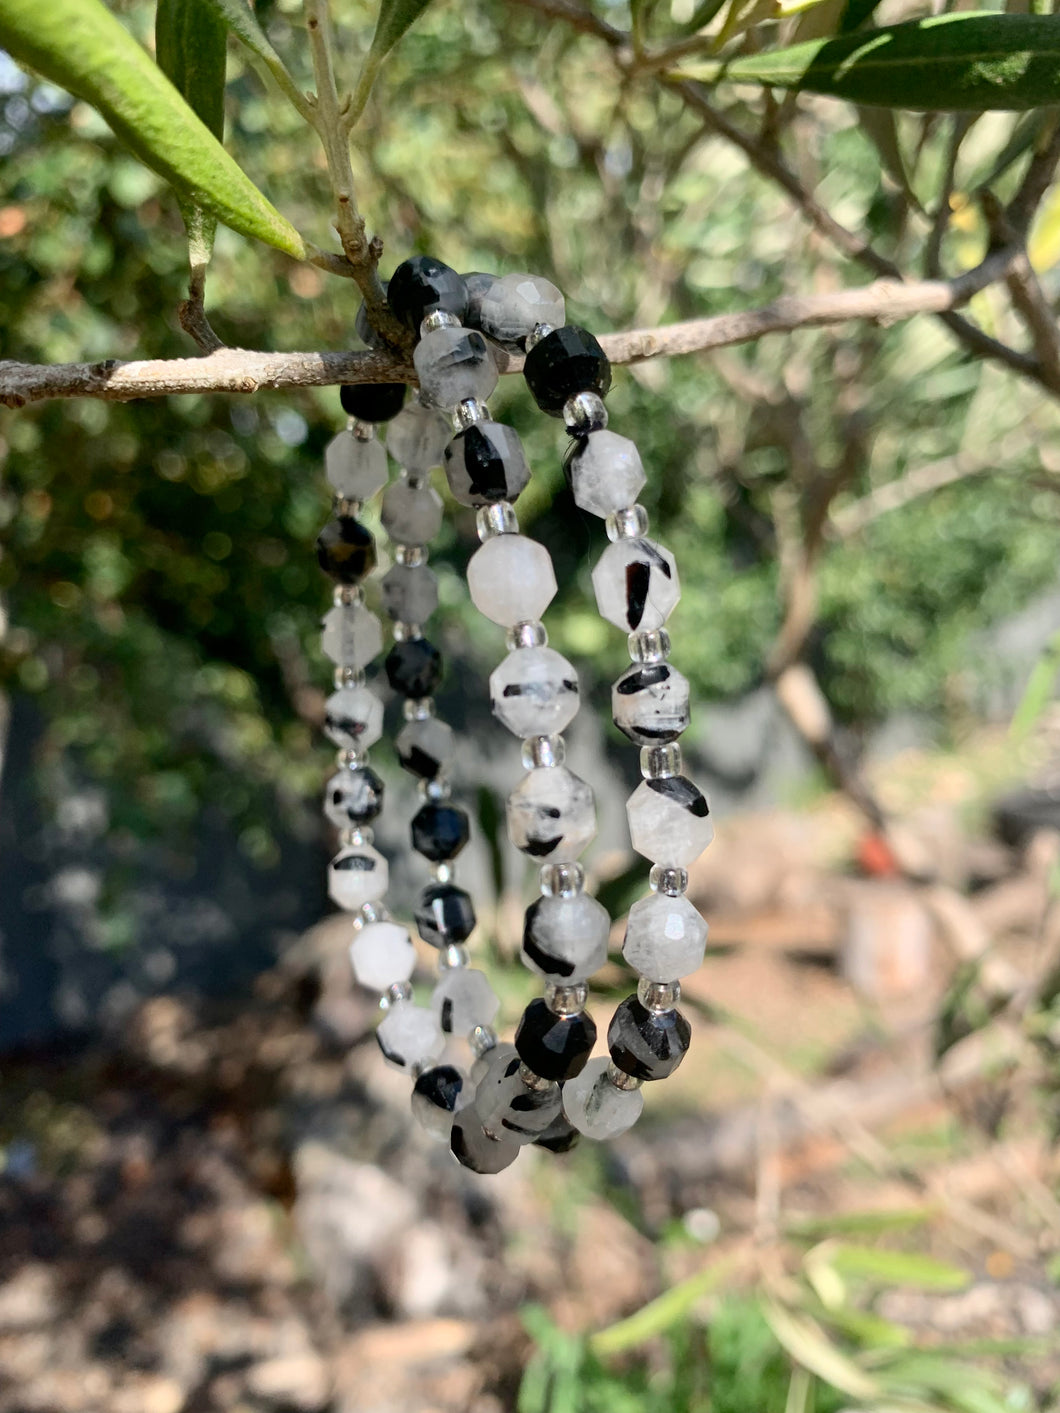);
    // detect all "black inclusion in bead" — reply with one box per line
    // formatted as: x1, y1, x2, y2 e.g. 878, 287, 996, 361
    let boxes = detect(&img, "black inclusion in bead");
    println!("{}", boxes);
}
339, 382, 407, 423
415, 883, 476, 948
608, 995, 691, 1082
331, 765, 385, 824
514, 998, 596, 1082
413, 1064, 465, 1114
411, 803, 470, 862
533, 1112, 581, 1153
523, 326, 612, 417
385, 638, 442, 698
387, 255, 469, 333
317, 517, 376, 584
